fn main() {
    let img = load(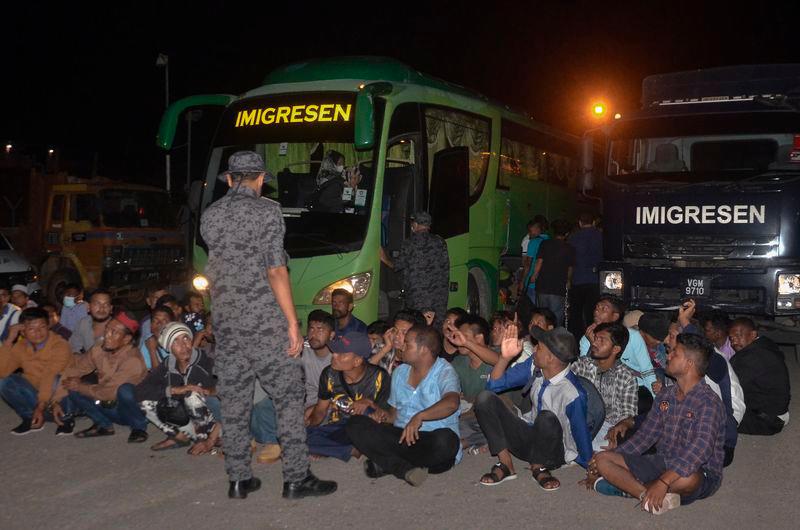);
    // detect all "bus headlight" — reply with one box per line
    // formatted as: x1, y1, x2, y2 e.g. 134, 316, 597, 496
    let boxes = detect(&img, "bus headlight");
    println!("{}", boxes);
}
192, 274, 210, 291
600, 270, 623, 294
313, 272, 372, 305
